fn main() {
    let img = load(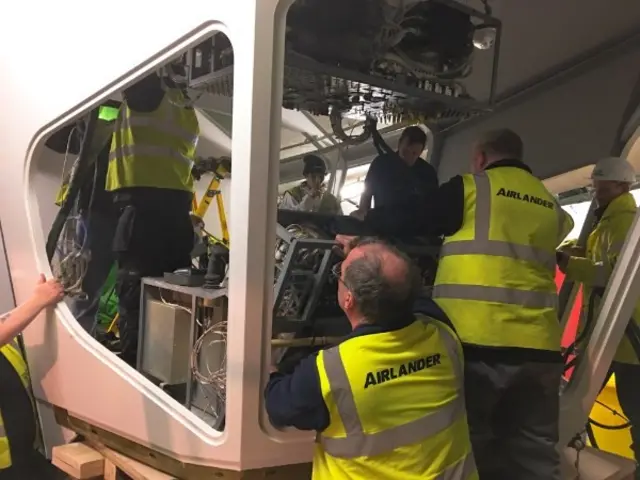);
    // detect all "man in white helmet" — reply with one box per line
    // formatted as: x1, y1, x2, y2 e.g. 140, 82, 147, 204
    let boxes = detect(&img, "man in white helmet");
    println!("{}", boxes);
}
558, 156, 640, 472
